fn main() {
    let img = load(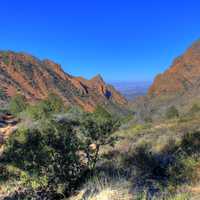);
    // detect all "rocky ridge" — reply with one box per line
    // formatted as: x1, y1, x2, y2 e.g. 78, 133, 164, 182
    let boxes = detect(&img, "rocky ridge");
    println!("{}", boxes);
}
0, 51, 127, 112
